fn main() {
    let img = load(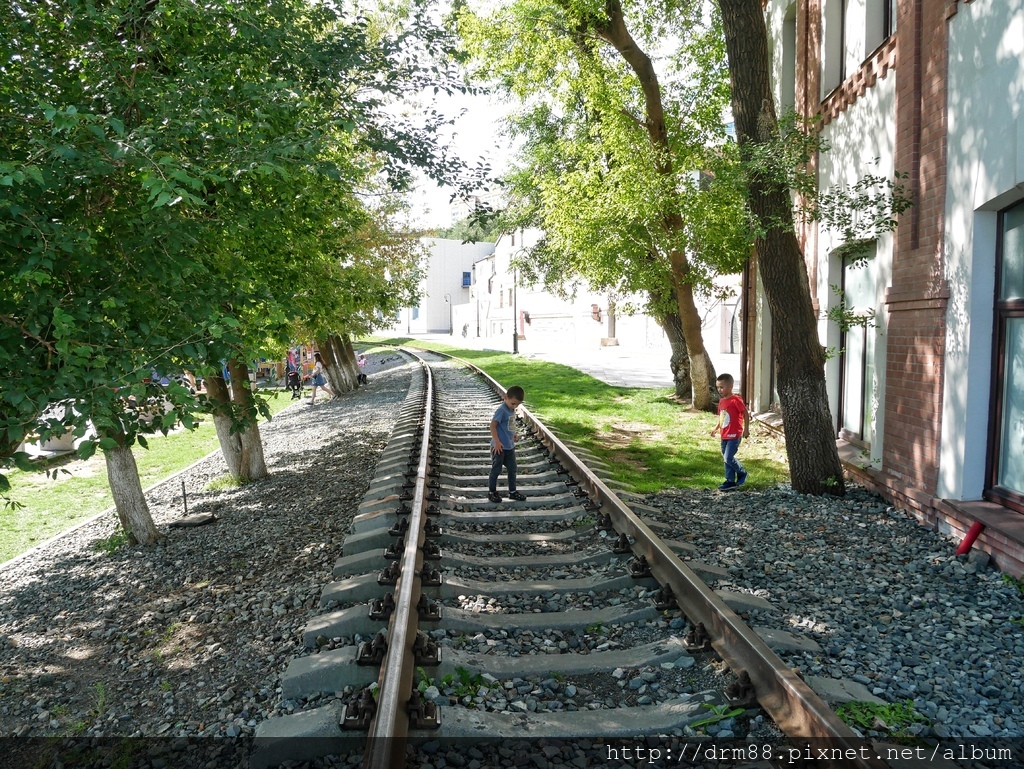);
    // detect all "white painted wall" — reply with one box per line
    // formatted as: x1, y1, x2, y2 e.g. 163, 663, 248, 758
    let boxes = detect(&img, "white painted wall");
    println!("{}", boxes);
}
815, 72, 896, 465
390, 238, 495, 334
939, 1, 1024, 500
